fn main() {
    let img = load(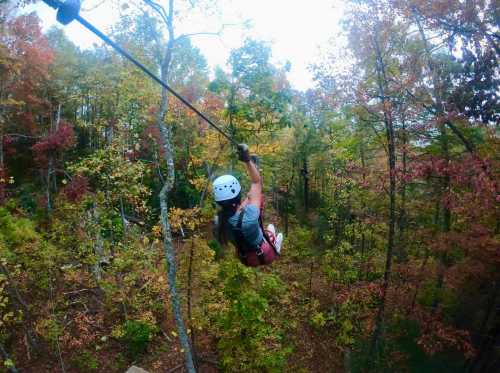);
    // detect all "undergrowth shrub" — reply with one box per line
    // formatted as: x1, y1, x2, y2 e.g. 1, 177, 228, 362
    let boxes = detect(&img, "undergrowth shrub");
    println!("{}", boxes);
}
71, 350, 99, 371
0, 205, 63, 344
120, 320, 158, 358
213, 258, 291, 372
